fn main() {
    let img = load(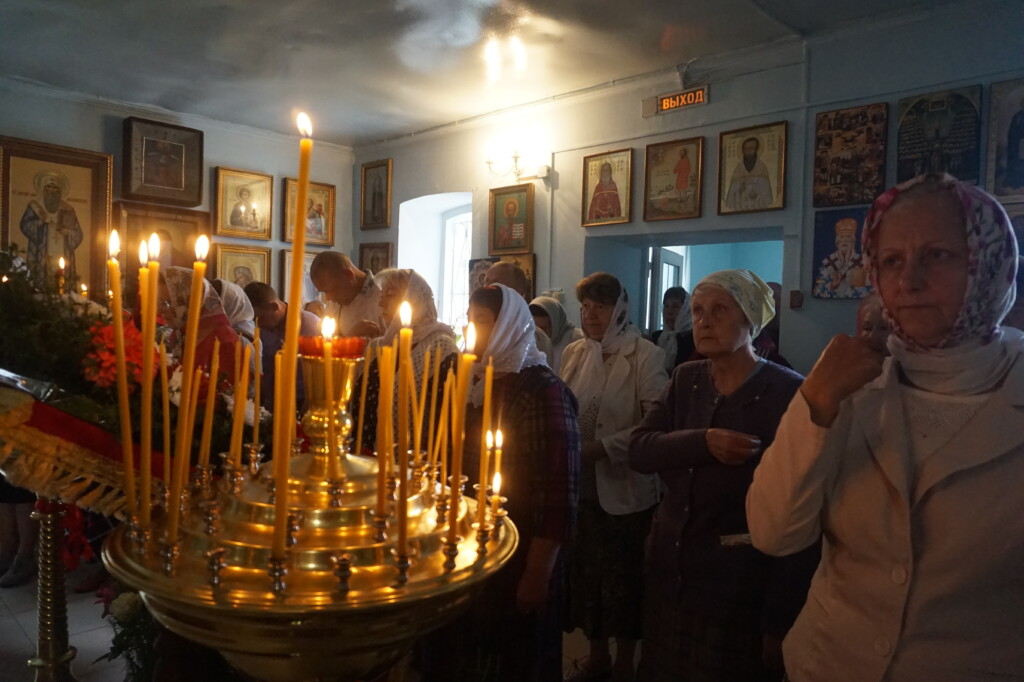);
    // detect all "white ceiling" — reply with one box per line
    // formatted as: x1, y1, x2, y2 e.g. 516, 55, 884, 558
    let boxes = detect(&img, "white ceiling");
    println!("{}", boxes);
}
0, 0, 961, 147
